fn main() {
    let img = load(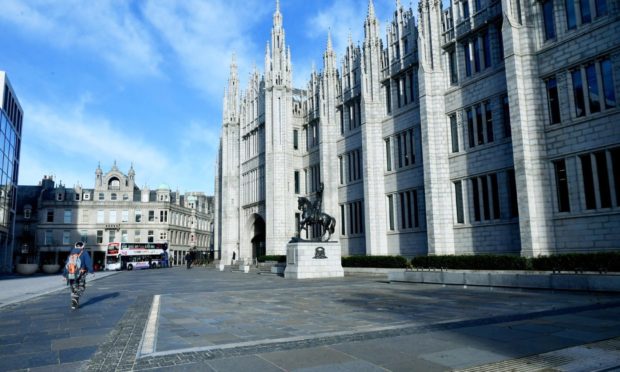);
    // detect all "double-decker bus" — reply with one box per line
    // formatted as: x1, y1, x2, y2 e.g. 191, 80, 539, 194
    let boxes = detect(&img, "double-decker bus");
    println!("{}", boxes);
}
105, 242, 168, 271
